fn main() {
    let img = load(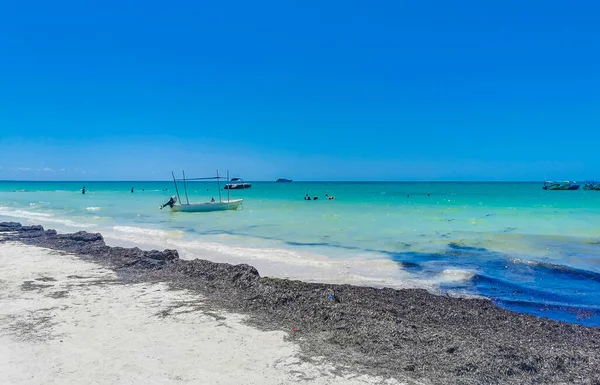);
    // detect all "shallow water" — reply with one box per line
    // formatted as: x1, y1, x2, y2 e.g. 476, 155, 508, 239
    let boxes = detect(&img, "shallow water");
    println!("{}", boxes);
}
1, 181, 599, 326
